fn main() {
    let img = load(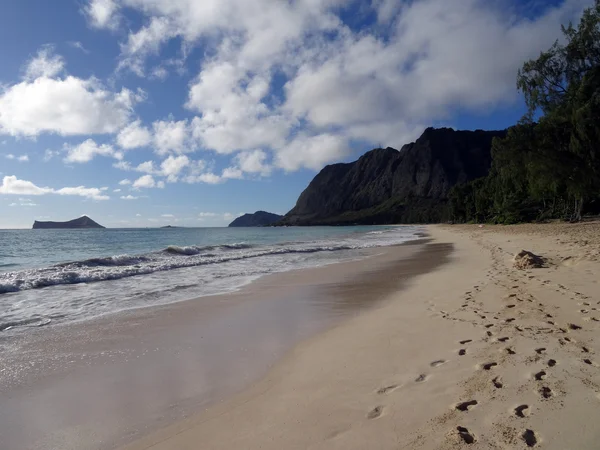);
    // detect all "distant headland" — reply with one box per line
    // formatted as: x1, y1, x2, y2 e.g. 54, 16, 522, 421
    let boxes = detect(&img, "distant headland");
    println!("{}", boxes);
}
228, 211, 283, 227
32, 216, 105, 229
